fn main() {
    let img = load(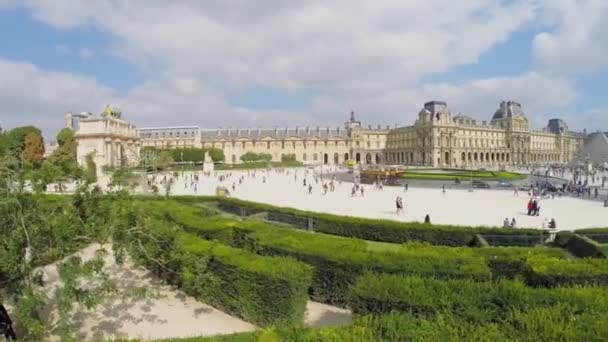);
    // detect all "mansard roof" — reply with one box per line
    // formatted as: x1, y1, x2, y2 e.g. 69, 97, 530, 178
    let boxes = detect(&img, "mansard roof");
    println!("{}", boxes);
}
201, 127, 349, 141
492, 101, 527, 120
